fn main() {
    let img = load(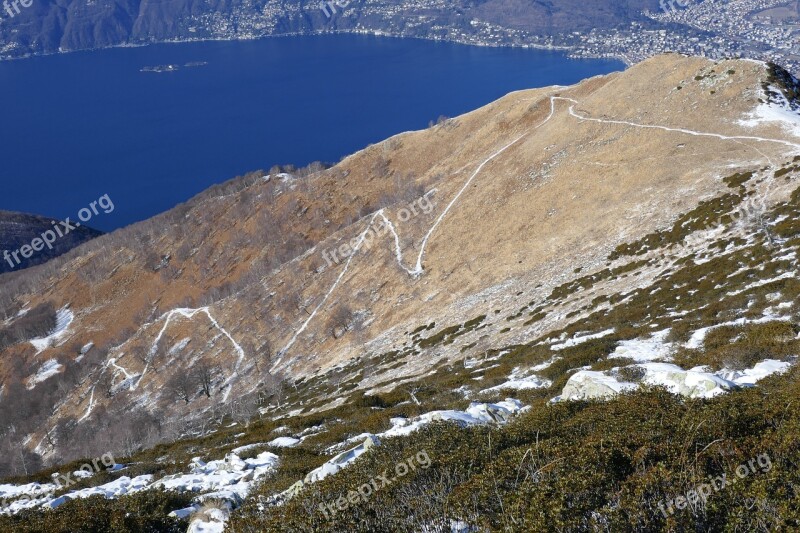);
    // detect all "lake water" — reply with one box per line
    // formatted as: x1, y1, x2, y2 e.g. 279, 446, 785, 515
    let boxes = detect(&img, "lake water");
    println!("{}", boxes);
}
0, 35, 623, 231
